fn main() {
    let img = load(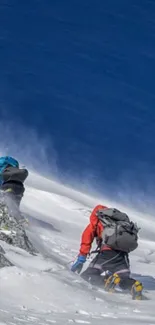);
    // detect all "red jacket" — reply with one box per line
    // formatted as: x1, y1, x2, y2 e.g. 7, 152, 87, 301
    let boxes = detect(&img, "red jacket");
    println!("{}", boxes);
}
79, 204, 112, 256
